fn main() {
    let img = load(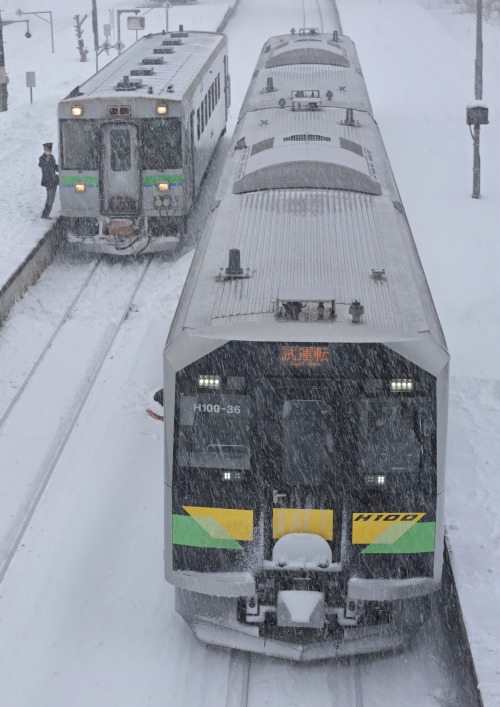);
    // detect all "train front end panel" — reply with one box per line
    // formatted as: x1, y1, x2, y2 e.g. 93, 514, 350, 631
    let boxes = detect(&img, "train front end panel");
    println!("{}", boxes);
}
164, 338, 446, 659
